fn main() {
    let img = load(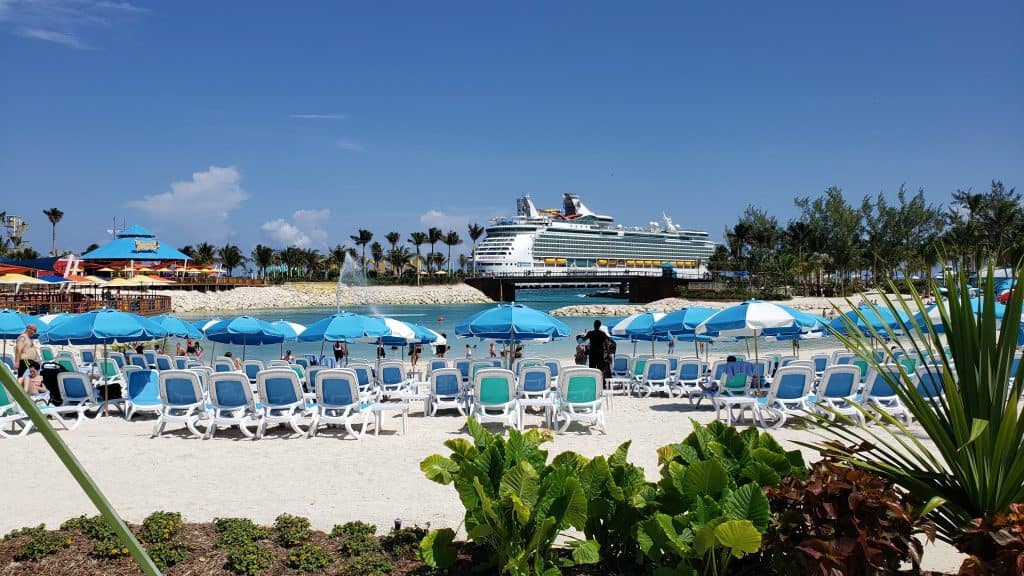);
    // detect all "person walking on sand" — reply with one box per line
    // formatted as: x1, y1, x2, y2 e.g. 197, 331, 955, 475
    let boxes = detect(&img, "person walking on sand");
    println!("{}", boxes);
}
489, 342, 496, 358
14, 323, 41, 377
584, 320, 609, 373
